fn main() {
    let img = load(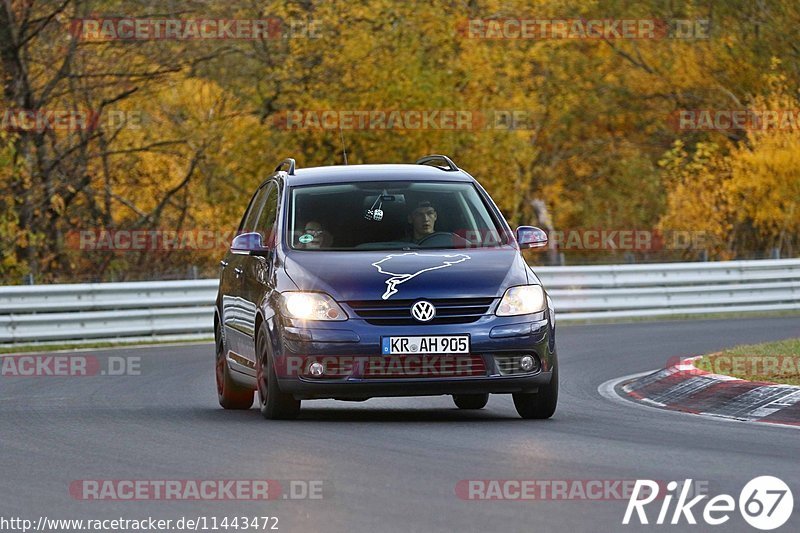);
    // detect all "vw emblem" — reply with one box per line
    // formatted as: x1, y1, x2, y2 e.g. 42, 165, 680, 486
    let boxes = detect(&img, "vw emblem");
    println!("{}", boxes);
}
411, 300, 436, 322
